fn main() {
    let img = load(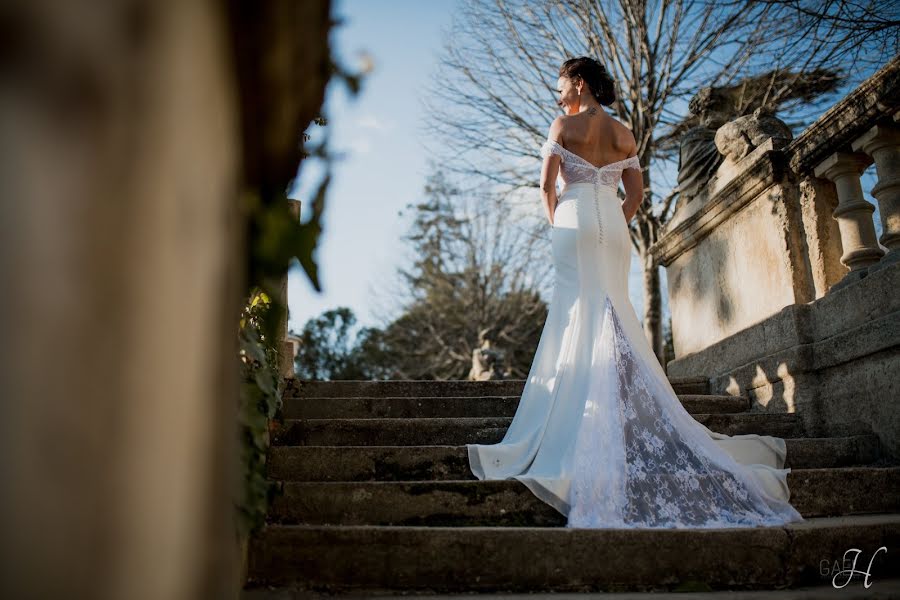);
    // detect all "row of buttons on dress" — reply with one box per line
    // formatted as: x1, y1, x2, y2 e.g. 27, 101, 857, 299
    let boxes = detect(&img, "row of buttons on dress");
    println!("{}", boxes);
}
593, 178, 605, 247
